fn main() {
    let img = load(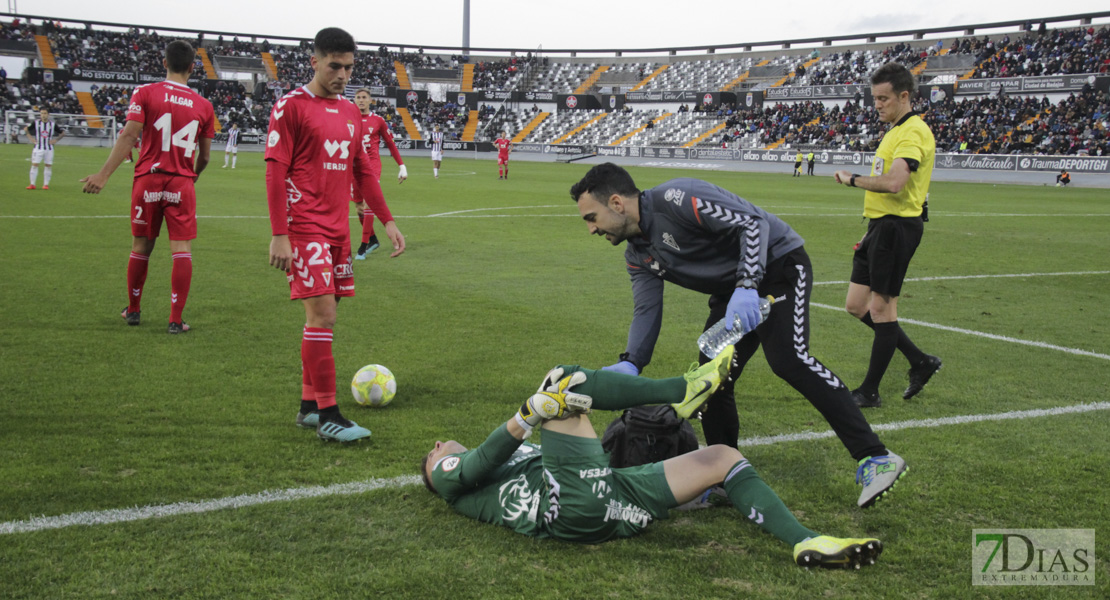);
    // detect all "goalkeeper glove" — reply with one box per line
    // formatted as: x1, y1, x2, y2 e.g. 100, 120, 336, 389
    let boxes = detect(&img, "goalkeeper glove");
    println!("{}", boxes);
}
397, 164, 408, 183
515, 368, 592, 432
